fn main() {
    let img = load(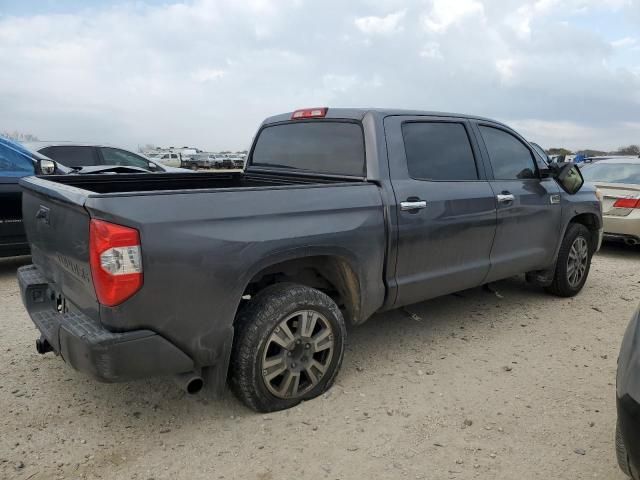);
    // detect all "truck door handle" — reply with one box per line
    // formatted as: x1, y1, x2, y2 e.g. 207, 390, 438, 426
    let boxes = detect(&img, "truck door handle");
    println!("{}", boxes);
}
400, 200, 427, 211
496, 193, 515, 204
